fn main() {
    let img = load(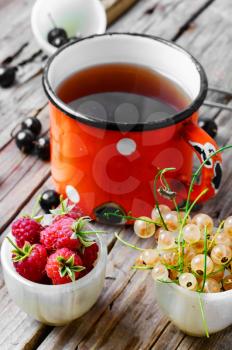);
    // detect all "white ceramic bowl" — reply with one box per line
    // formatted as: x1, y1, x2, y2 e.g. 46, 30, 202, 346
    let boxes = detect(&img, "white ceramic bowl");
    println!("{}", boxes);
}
154, 279, 232, 336
31, 0, 107, 56
1, 233, 107, 326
